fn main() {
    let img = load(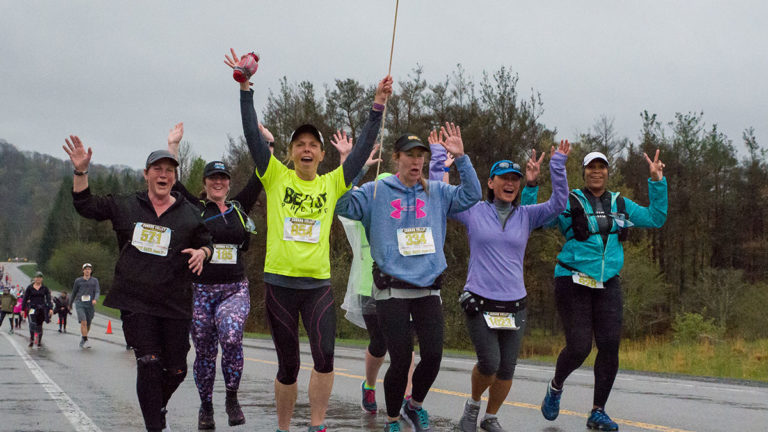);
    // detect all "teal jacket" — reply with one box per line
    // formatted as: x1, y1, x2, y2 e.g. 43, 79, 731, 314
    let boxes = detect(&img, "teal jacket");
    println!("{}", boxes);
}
522, 177, 668, 282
